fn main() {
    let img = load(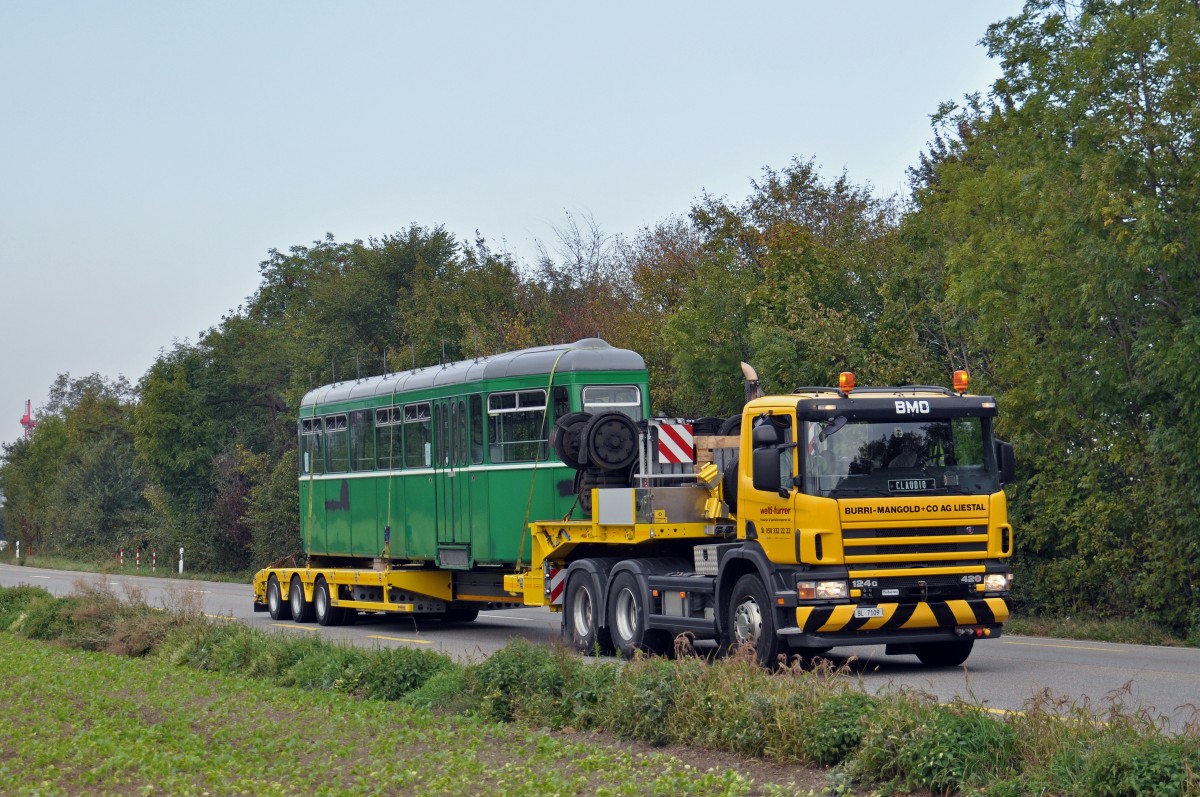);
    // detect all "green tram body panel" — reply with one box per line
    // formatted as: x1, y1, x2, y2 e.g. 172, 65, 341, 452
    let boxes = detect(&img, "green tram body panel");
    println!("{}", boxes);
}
297, 339, 648, 569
